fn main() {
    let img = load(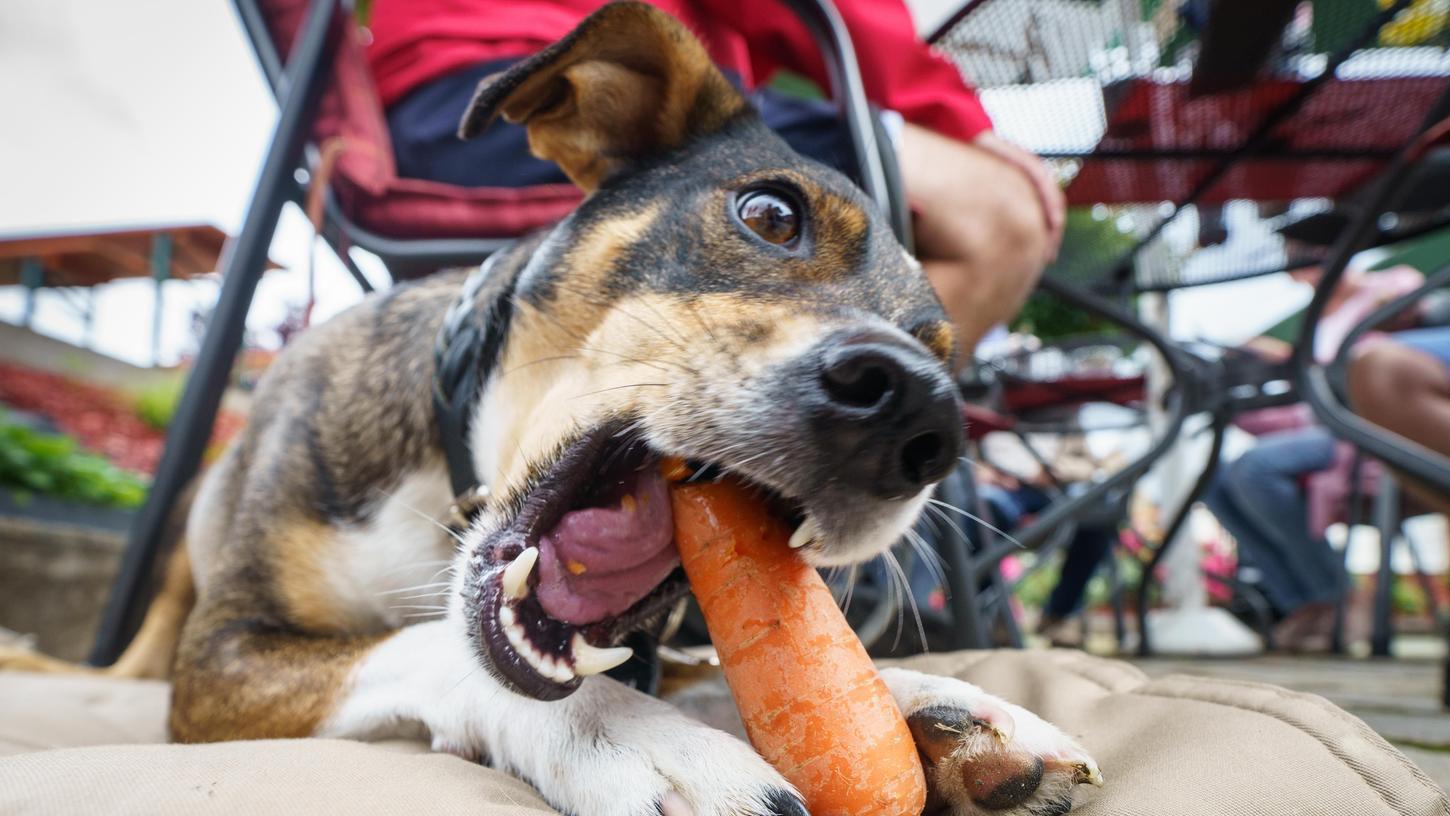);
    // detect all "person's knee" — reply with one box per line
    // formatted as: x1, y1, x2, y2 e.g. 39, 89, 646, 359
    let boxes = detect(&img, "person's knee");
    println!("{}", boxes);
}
1347, 344, 1381, 416
1348, 341, 1426, 417
934, 171, 1047, 274
901, 126, 1048, 273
